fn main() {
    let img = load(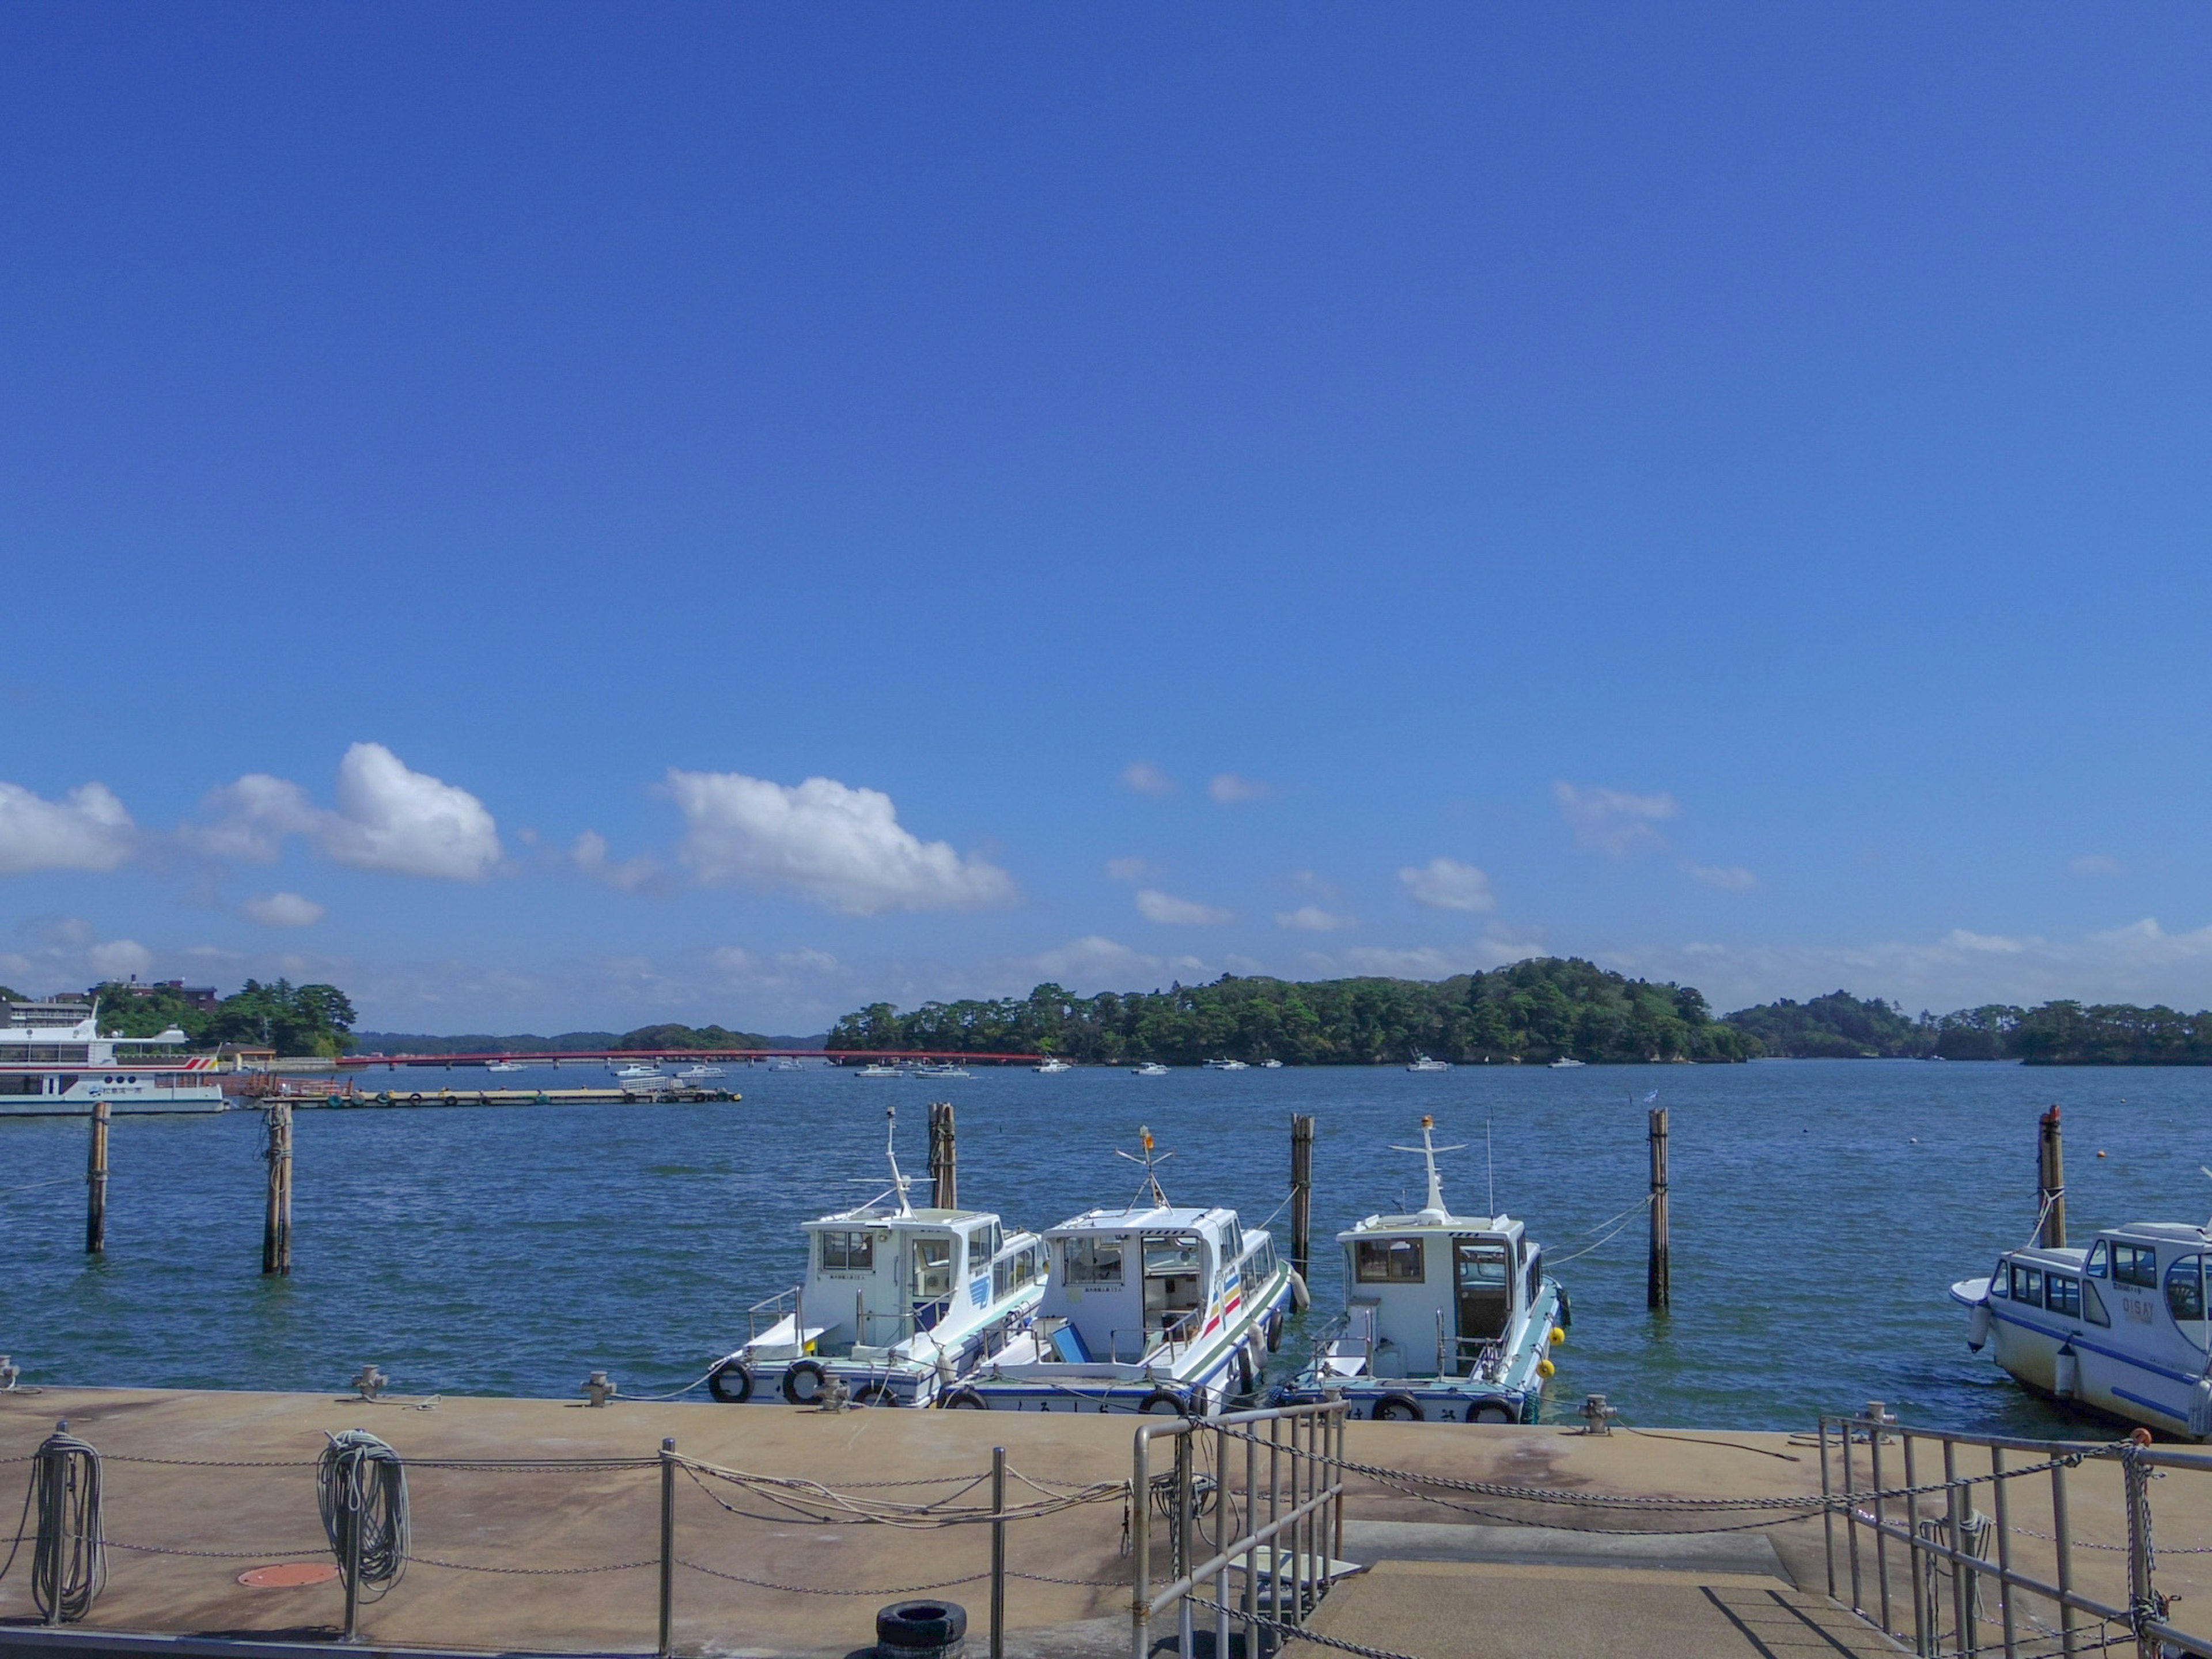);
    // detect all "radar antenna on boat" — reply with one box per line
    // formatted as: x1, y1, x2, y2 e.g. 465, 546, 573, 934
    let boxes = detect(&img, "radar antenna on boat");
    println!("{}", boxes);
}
1389, 1114, 1469, 1224
1115, 1125, 1175, 1208
849, 1104, 916, 1216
